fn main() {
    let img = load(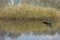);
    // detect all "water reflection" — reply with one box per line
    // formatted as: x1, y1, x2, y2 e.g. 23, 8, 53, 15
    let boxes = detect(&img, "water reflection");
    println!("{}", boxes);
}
16, 33, 60, 40
0, 30, 60, 40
